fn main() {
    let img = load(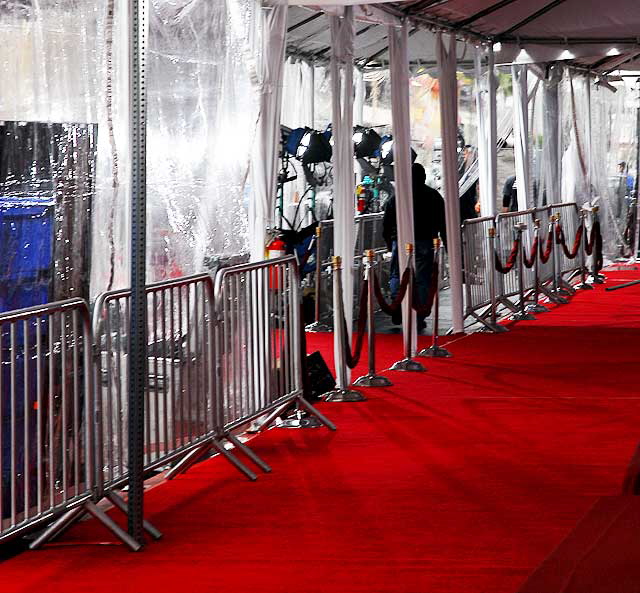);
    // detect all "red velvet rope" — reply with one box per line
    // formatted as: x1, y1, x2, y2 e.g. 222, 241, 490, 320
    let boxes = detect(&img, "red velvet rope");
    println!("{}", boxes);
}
494, 237, 520, 274
539, 228, 554, 263
555, 223, 584, 260
523, 236, 539, 269
412, 260, 440, 316
341, 277, 370, 369
373, 267, 411, 315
